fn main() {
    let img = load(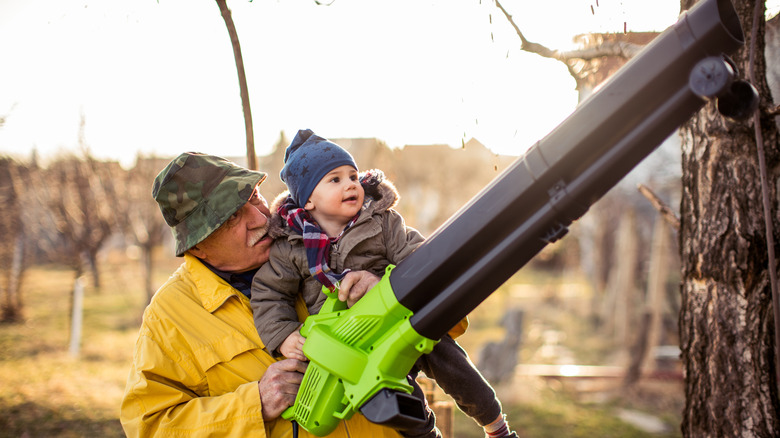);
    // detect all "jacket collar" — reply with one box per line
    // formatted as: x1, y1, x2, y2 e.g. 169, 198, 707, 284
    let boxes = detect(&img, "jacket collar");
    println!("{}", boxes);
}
184, 253, 246, 313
